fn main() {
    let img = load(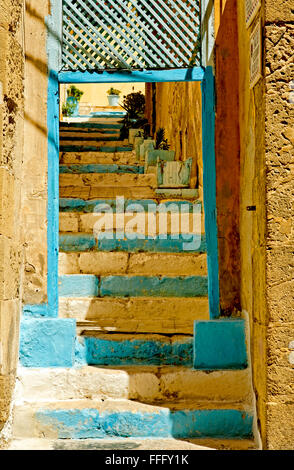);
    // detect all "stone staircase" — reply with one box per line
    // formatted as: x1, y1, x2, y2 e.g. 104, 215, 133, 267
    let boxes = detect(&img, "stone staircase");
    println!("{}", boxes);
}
13, 117, 256, 449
